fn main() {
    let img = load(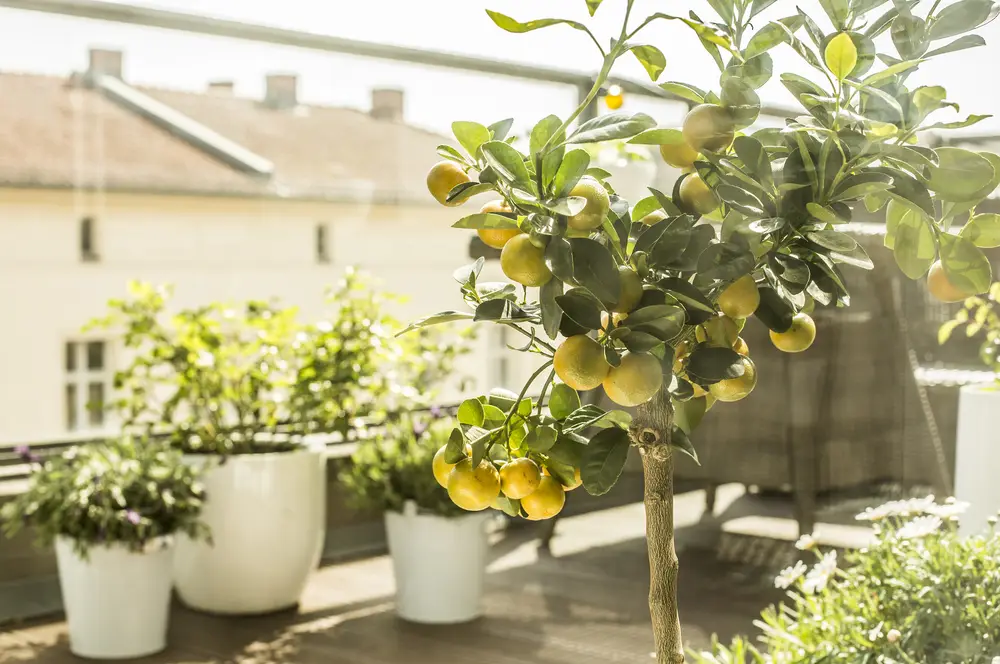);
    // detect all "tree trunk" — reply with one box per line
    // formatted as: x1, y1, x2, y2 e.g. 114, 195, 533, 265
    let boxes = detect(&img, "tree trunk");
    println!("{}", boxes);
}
633, 391, 684, 664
